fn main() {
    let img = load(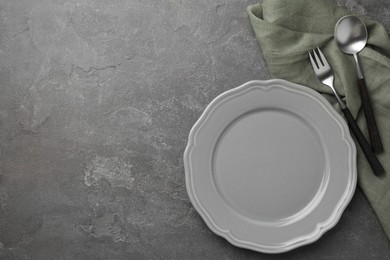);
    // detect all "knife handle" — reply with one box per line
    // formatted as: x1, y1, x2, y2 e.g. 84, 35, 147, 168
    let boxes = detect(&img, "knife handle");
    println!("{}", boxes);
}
357, 78, 383, 153
342, 107, 385, 176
